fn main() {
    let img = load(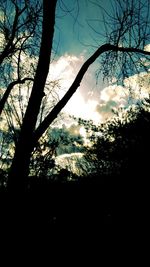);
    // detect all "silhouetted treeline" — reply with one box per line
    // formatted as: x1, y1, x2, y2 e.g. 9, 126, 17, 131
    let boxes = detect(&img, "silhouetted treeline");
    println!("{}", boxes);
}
81, 99, 150, 178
